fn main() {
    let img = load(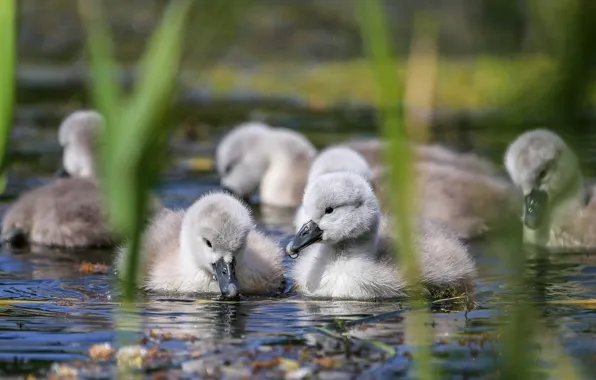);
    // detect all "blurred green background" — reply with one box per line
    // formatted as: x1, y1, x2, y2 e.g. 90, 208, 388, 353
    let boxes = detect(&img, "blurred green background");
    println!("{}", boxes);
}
14, 0, 594, 109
